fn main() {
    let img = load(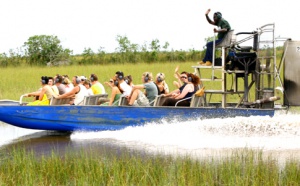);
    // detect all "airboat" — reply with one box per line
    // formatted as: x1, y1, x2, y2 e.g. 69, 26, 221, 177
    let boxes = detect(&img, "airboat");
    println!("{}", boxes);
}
0, 23, 298, 131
